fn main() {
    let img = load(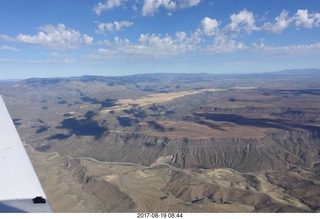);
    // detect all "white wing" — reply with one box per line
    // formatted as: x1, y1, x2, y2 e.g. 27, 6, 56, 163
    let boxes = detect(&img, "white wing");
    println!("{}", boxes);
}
0, 95, 52, 212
